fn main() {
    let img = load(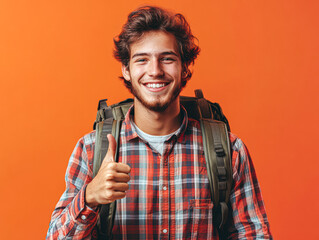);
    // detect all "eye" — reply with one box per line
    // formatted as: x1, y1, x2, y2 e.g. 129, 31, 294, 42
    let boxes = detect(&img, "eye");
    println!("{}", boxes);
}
135, 58, 147, 64
161, 57, 175, 63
